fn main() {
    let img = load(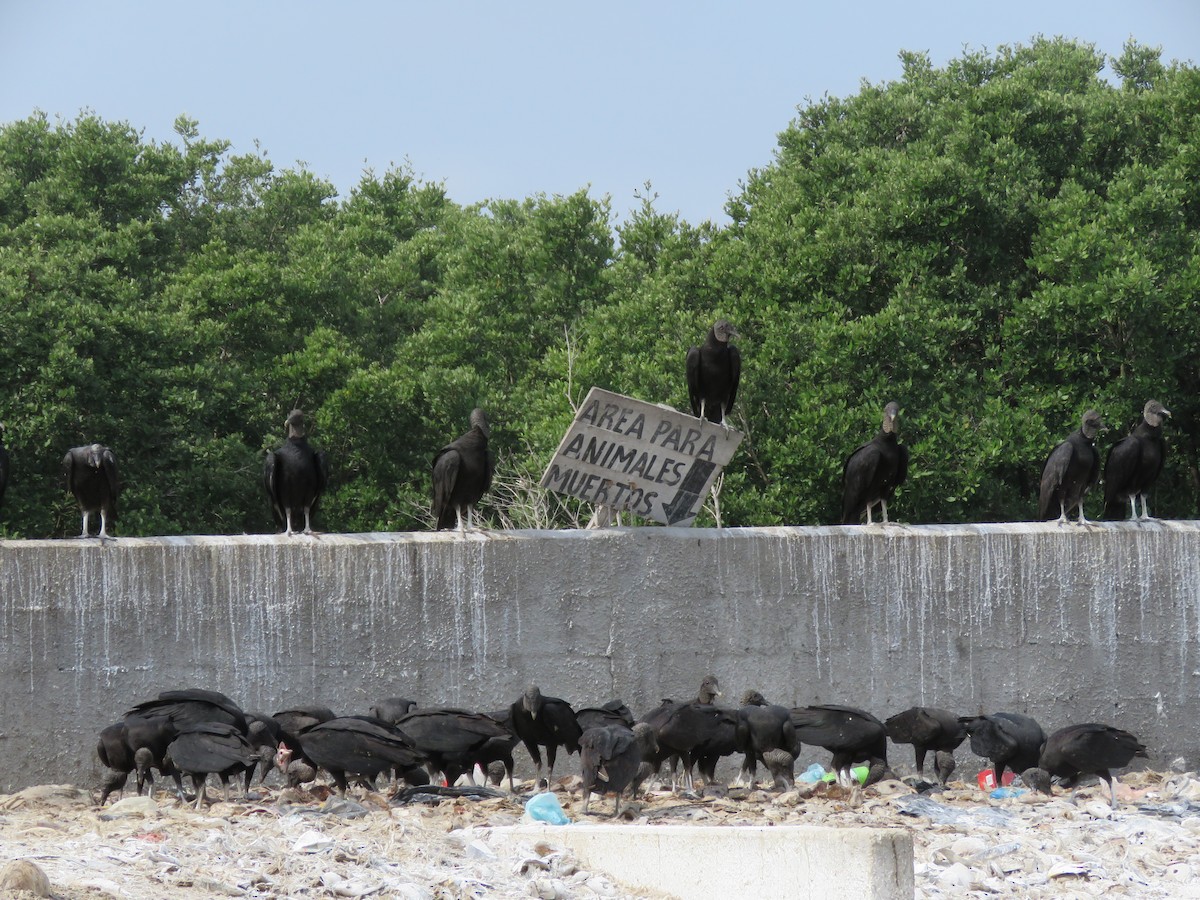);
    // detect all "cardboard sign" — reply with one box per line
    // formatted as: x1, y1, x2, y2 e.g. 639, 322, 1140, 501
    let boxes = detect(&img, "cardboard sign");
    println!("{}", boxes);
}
540, 387, 743, 526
